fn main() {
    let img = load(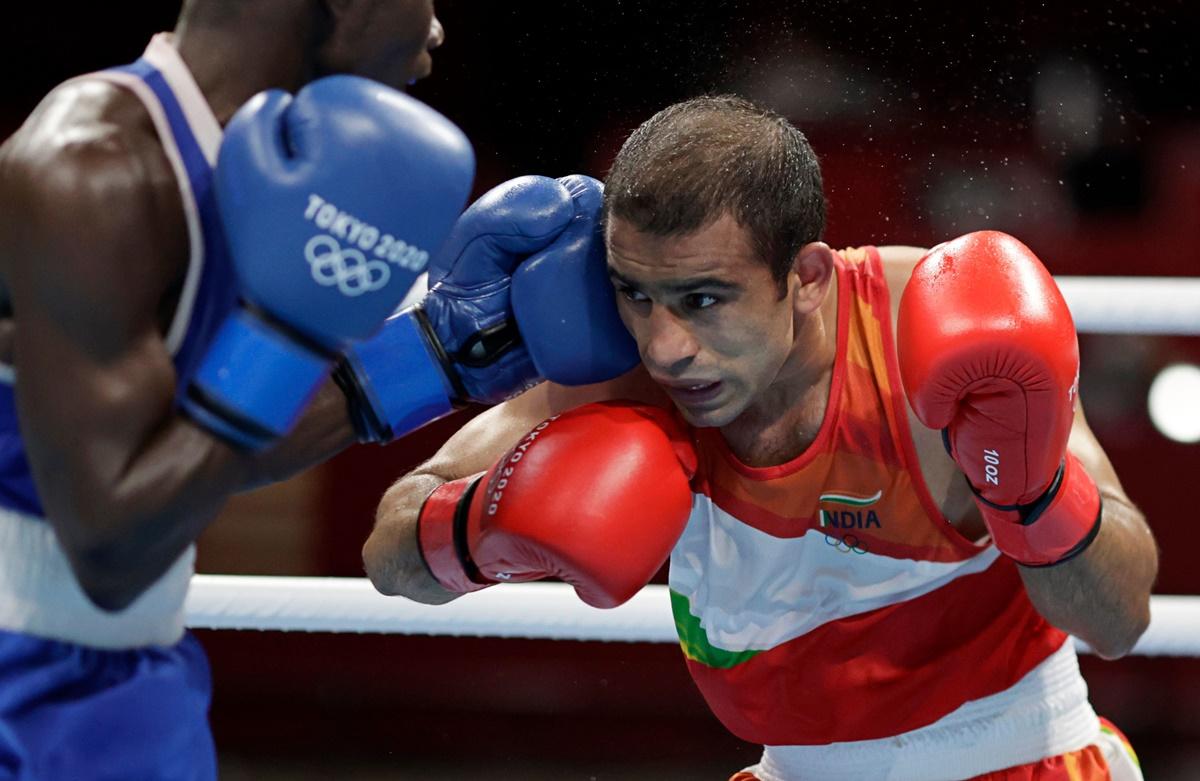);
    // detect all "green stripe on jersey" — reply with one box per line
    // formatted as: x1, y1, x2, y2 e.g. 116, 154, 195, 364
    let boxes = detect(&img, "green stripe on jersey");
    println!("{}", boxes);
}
670, 589, 762, 669
818, 490, 882, 507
